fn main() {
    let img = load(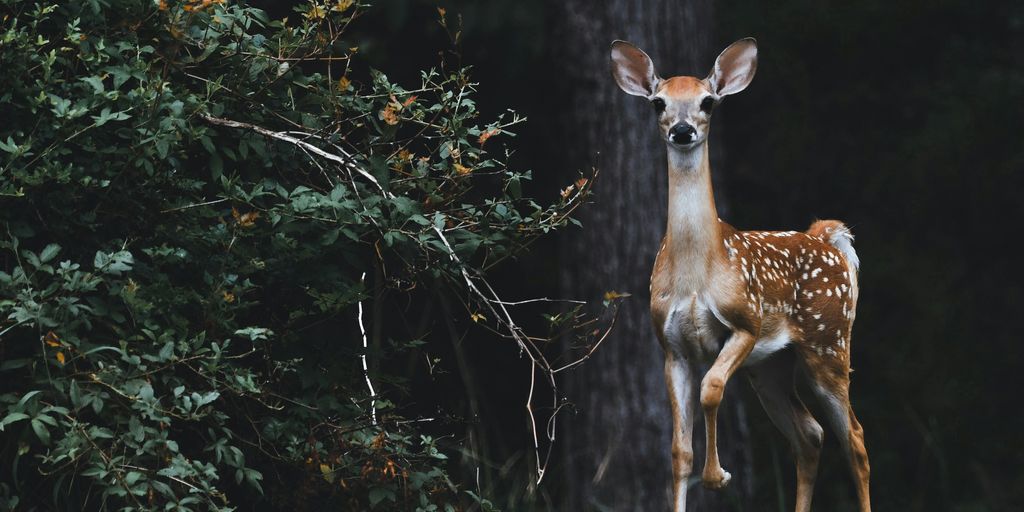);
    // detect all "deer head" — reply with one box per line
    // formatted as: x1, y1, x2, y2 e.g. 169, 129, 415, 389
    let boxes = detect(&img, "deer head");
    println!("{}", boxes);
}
610, 38, 758, 150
